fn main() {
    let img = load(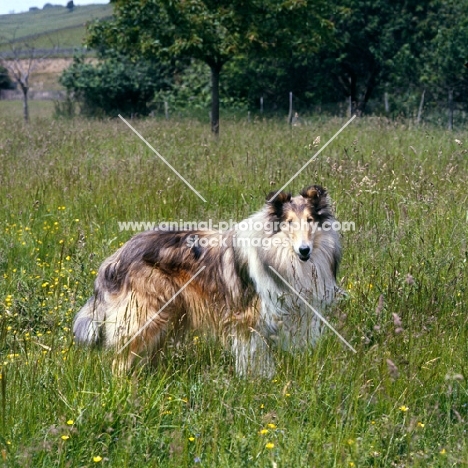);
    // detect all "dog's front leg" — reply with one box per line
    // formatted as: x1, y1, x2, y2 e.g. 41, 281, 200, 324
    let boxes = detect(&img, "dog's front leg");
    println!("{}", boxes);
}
231, 329, 275, 378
